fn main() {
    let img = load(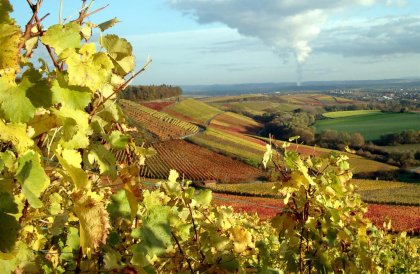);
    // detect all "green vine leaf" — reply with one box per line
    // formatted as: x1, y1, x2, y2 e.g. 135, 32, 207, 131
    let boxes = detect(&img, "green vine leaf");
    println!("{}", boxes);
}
16, 150, 49, 208
0, 71, 50, 123
51, 72, 92, 110
100, 34, 135, 76
61, 43, 114, 92
132, 205, 172, 266
107, 131, 129, 149
88, 144, 117, 179
41, 22, 81, 56
98, 18, 120, 32
54, 106, 91, 149
0, 192, 19, 253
